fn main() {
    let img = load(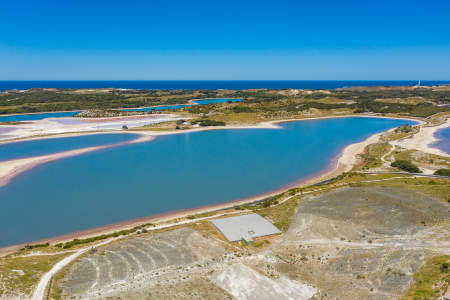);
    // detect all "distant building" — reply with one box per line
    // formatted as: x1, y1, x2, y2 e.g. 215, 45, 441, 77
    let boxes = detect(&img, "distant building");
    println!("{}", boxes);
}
210, 213, 281, 242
